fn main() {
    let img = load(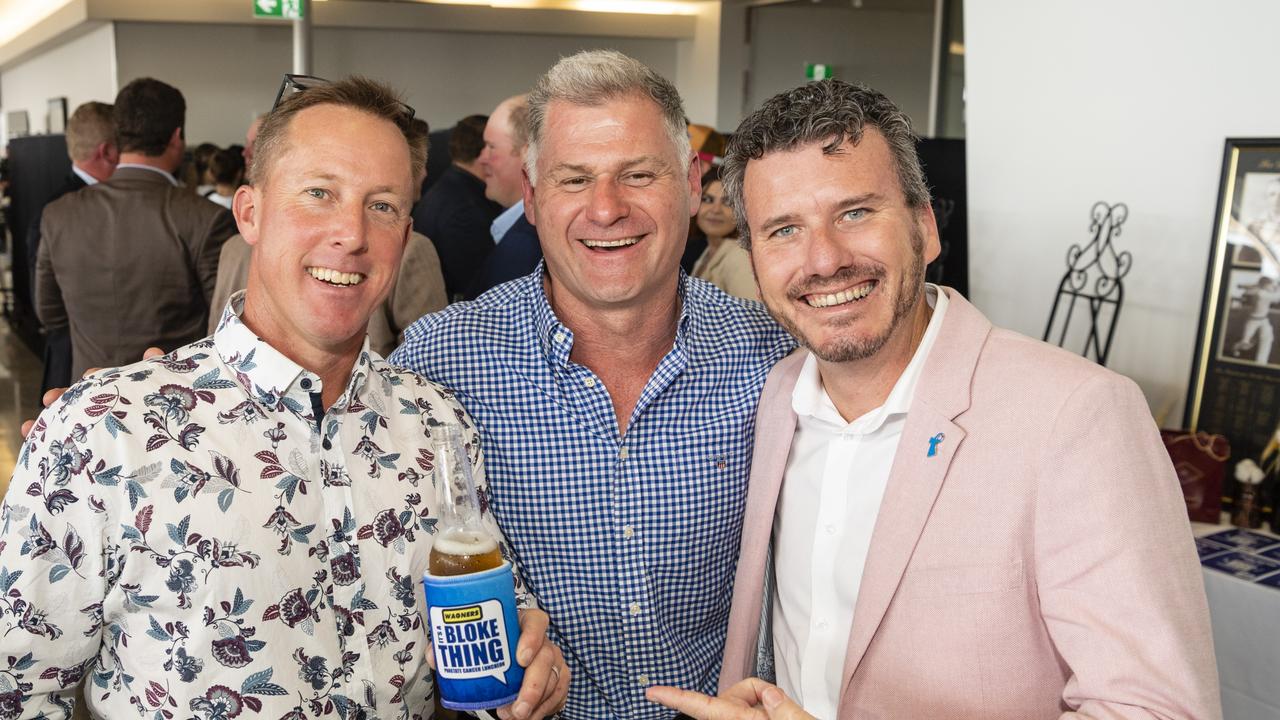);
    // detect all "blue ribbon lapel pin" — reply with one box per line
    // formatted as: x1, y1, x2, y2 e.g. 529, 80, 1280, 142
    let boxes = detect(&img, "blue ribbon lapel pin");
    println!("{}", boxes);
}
927, 432, 946, 458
